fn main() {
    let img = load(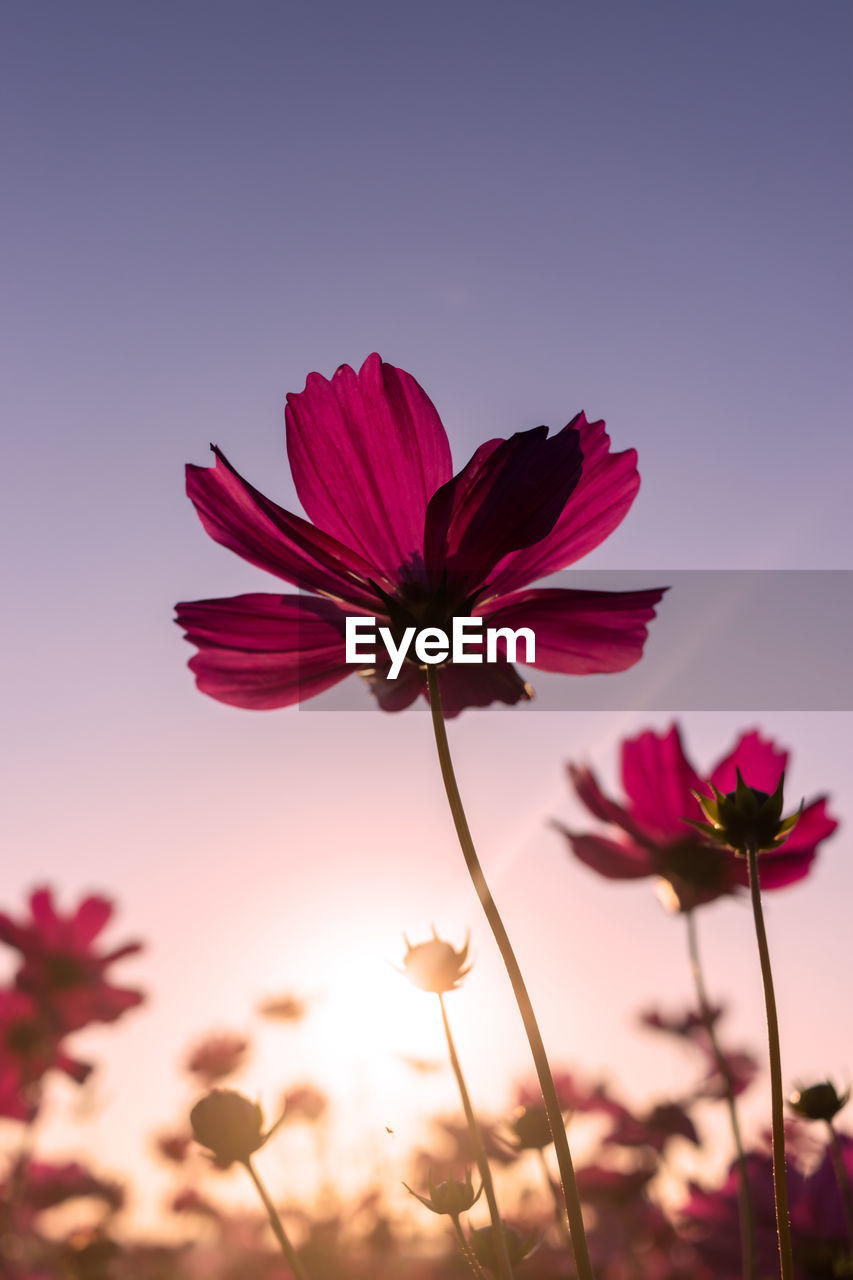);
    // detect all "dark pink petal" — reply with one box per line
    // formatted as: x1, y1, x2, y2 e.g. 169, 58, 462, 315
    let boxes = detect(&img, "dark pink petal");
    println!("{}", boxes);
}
56, 1052, 94, 1085
708, 730, 788, 795
364, 662, 424, 713
30, 889, 62, 945
176, 593, 357, 710
368, 658, 533, 717
72, 897, 112, 949
478, 586, 665, 674
102, 941, 144, 964
568, 763, 650, 844
186, 448, 383, 611
776, 796, 838, 852
486, 416, 641, 595
621, 726, 705, 841
285, 354, 453, 572
424, 426, 583, 592
436, 660, 534, 718
730, 848, 817, 891
556, 826, 656, 879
